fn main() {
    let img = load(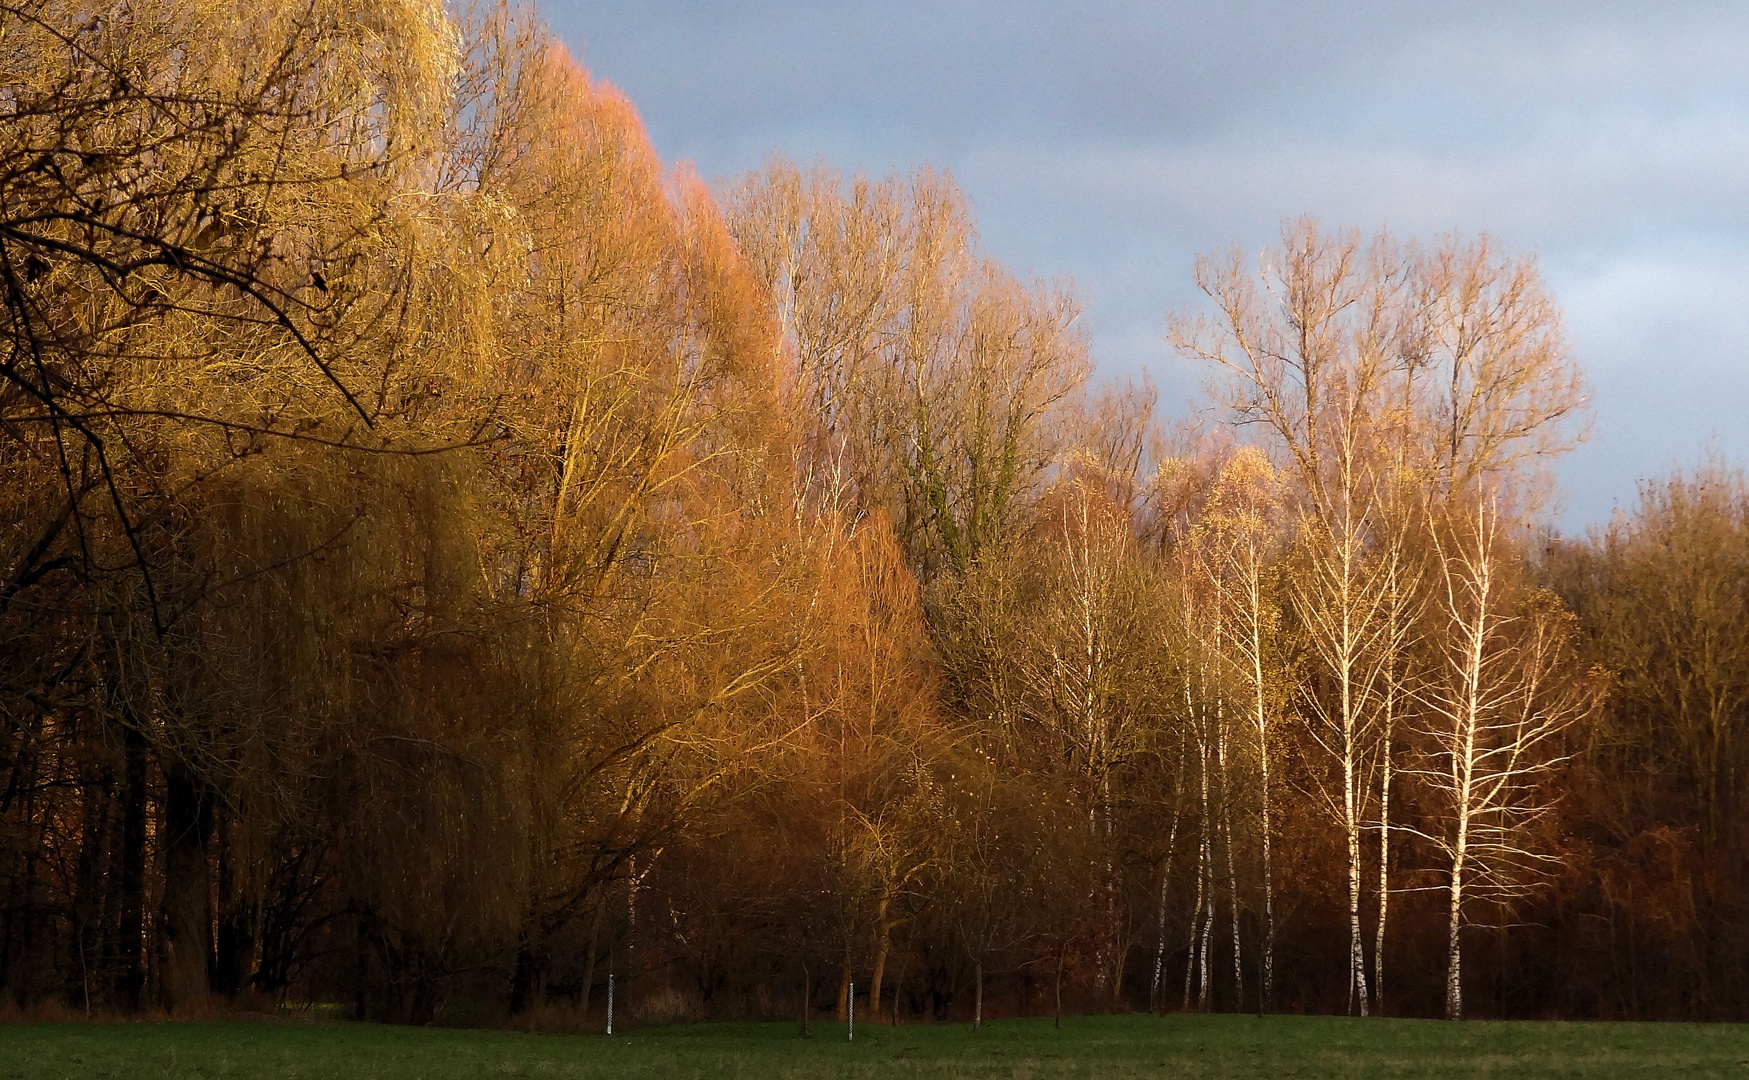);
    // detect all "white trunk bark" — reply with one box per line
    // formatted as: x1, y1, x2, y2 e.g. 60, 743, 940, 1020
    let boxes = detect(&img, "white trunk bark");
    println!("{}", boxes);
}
1340, 543, 1369, 1017
1199, 829, 1214, 1009
1343, 744, 1369, 1014
1375, 684, 1394, 1015
1197, 696, 1214, 1010
1446, 577, 1485, 1021
1446, 838, 1466, 1020
1182, 849, 1202, 1012
1183, 674, 1208, 1012
1217, 697, 1243, 1010
1151, 802, 1181, 1013
1247, 572, 1275, 1013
